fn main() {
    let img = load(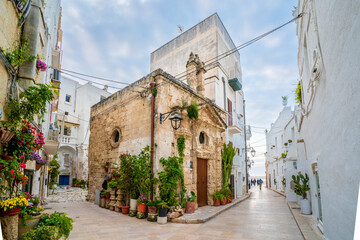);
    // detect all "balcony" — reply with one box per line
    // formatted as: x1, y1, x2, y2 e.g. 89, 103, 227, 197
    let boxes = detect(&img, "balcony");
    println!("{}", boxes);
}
13, 0, 31, 23
61, 136, 77, 145
228, 113, 243, 134
43, 129, 60, 155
